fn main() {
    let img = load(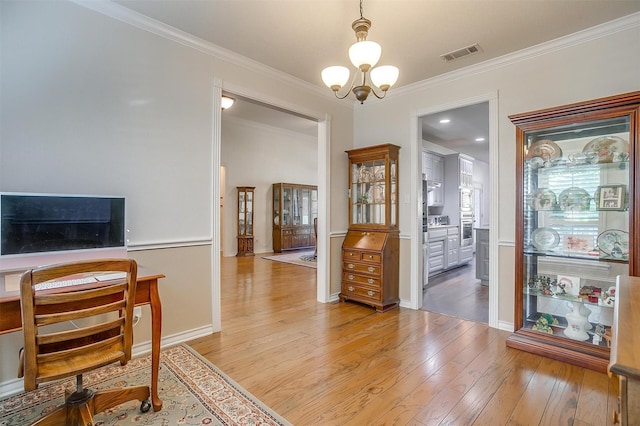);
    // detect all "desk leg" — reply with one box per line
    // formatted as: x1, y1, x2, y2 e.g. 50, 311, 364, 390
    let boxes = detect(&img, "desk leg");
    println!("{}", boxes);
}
150, 281, 163, 411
